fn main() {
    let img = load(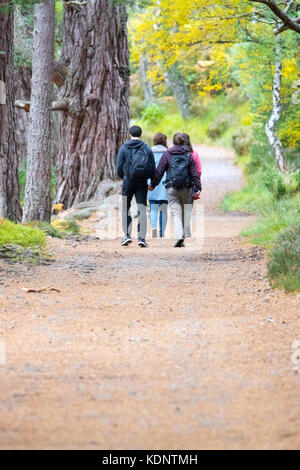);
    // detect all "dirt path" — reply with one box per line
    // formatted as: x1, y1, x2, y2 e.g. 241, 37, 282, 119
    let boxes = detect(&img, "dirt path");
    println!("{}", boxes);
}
0, 146, 299, 450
